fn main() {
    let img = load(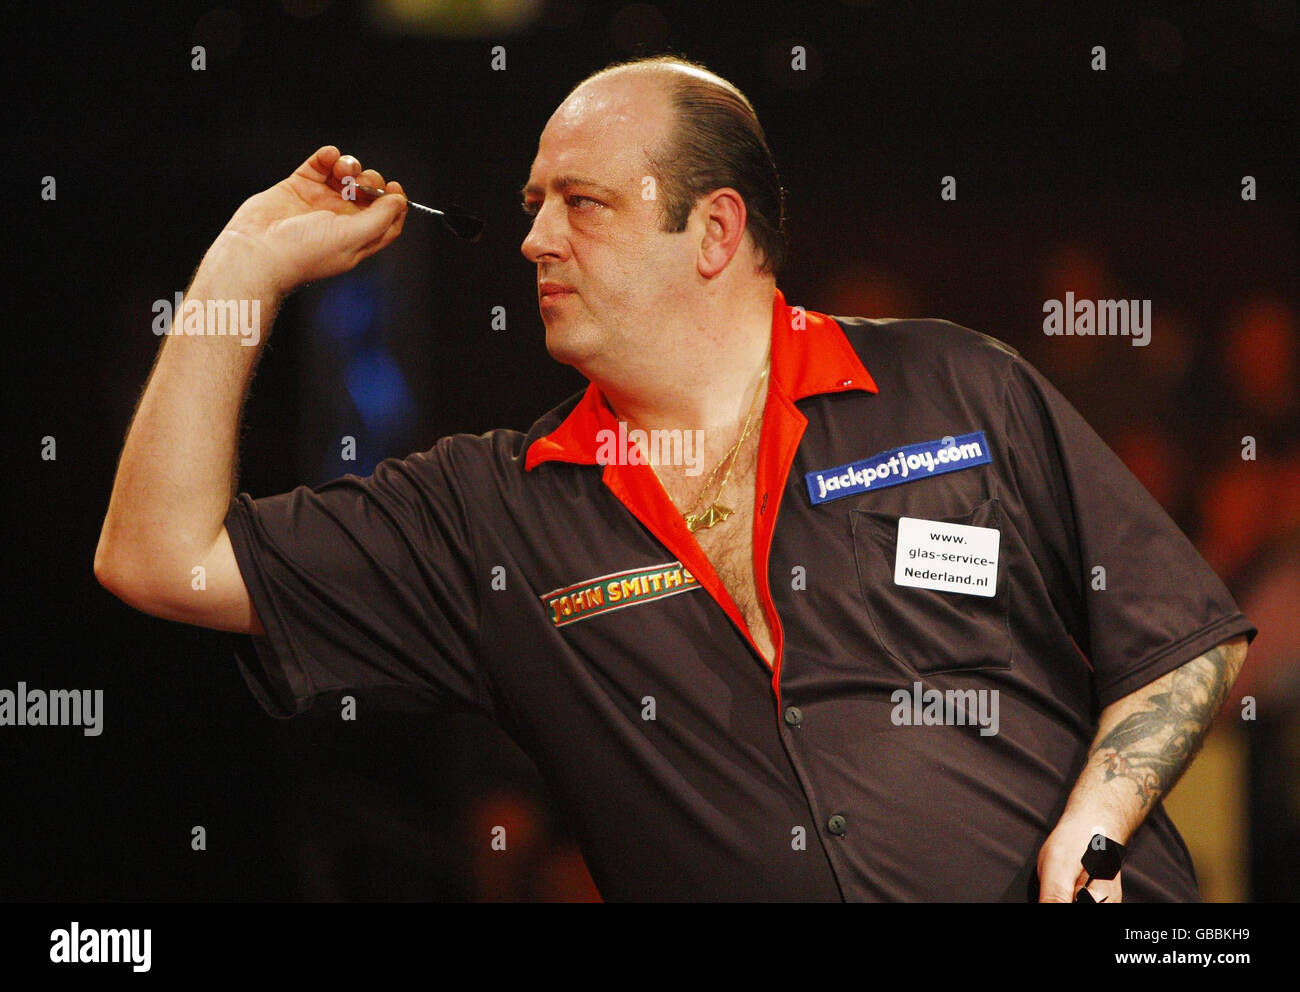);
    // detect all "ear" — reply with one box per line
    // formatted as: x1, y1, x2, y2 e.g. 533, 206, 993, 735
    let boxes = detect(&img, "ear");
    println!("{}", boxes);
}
694, 188, 748, 278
